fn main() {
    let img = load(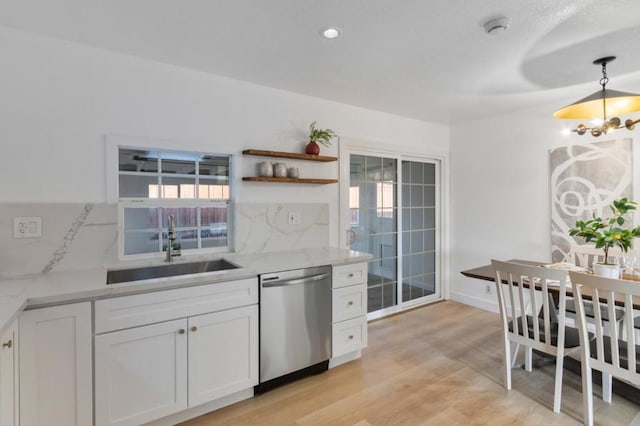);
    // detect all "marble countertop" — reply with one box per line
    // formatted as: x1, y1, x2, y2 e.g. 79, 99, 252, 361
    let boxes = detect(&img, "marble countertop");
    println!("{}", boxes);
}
0, 247, 372, 335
